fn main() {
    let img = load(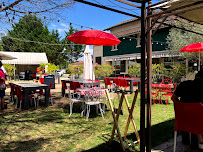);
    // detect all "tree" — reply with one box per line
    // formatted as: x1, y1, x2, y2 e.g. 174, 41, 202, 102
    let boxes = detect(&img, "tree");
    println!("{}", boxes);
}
61, 26, 84, 63
0, 1, 74, 25
166, 21, 203, 62
1, 14, 66, 65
